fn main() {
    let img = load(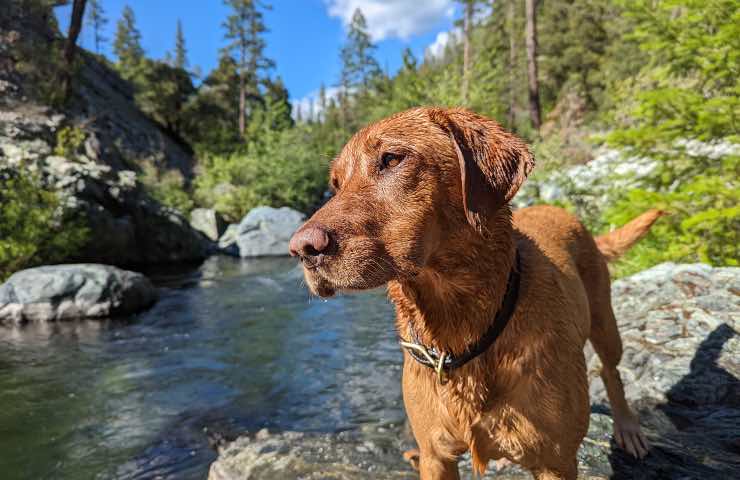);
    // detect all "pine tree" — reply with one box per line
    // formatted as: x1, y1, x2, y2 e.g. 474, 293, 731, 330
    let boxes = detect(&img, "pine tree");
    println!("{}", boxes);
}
338, 8, 380, 130
182, 53, 242, 150
525, 0, 541, 131
174, 19, 187, 70
85, 0, 107, 54
113, 5, 144, 73
263, 76, 293, 131
506, 0, 517, 128
222, 0, 275, 137
457, 0, 479, 105
339, 8, 381, 90
318, 83, 327, 123
307, 97, 315, 123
